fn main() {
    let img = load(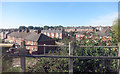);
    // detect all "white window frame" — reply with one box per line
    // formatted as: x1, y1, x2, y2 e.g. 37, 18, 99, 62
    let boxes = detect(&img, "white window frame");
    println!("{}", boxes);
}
44, 32, 47, 35
57, 33, 59, 38
31, 41, 33, 45
81, 35, 83, 37
48, 33, 50, 36
52, 33, 54, 37
27, 41, 29, 44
